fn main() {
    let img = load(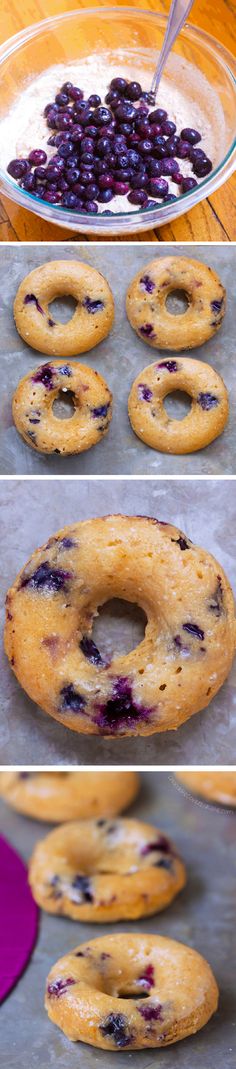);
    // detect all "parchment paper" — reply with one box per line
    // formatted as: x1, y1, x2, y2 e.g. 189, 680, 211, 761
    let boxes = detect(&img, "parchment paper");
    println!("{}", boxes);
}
0, 244, 235, 475
0, 478, 235, 766
0, 772, 235, 1069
